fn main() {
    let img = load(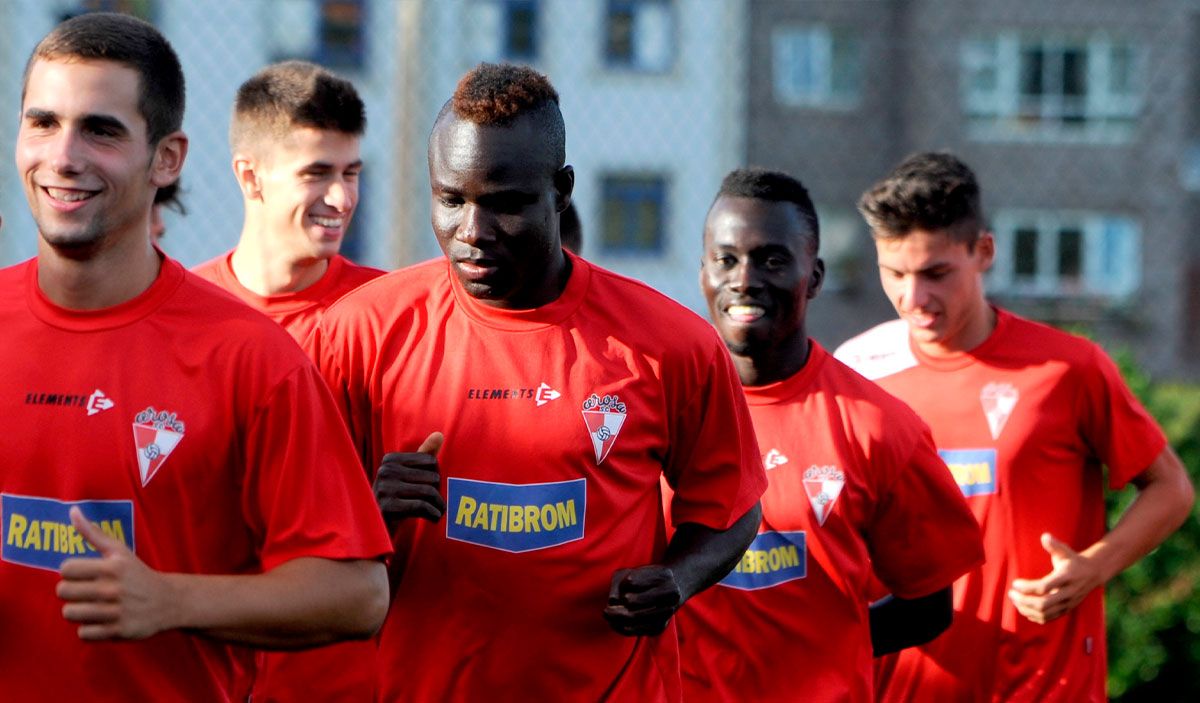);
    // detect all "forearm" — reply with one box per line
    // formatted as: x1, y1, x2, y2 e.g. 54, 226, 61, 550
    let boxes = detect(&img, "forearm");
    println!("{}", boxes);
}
1084, 454, 1193, 584
663, 503, 762, 602
166, 557, 389, 649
